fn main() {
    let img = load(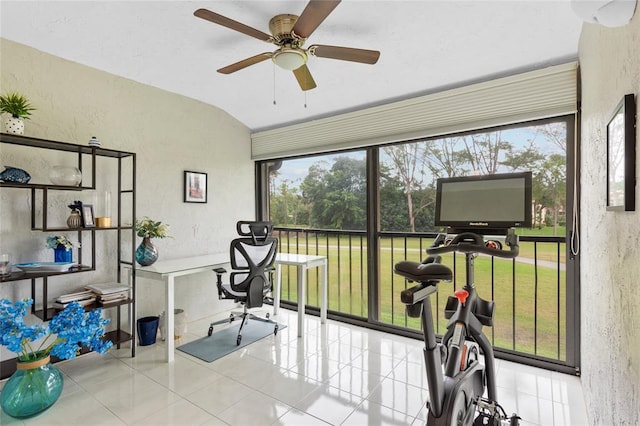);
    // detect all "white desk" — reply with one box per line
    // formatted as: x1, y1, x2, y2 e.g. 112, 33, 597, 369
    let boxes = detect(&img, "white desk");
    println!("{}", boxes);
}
128, 252, 327, 362
127, 254, 228, 362
273, 253, 328, 338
